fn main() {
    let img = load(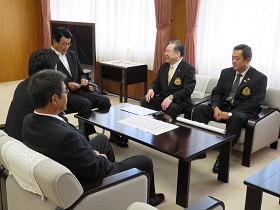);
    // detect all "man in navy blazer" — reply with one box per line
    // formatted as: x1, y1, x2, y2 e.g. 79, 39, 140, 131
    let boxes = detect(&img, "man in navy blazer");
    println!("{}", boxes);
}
141, 40, 196, 118
192, 44, 267, 173
22, 70, 165, 206
52, 27, 128, 147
